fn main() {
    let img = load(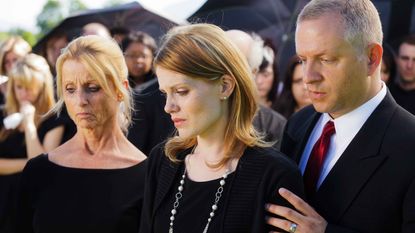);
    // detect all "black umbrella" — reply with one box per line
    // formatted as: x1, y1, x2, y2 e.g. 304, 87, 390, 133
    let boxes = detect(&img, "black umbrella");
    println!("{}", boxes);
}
33, 1, 177, 53
189, 0, 415, 75
188, 0, 308, 76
